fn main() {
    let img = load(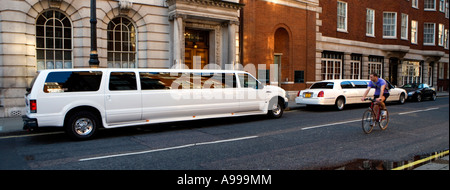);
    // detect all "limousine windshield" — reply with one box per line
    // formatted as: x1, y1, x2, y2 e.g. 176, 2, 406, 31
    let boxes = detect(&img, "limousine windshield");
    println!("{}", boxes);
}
310, 82, 334, 89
